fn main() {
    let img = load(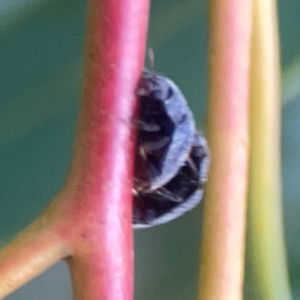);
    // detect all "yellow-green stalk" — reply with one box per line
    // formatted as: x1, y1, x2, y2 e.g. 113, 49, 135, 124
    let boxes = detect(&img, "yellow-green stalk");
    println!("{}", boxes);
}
248, 0, 292, 298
